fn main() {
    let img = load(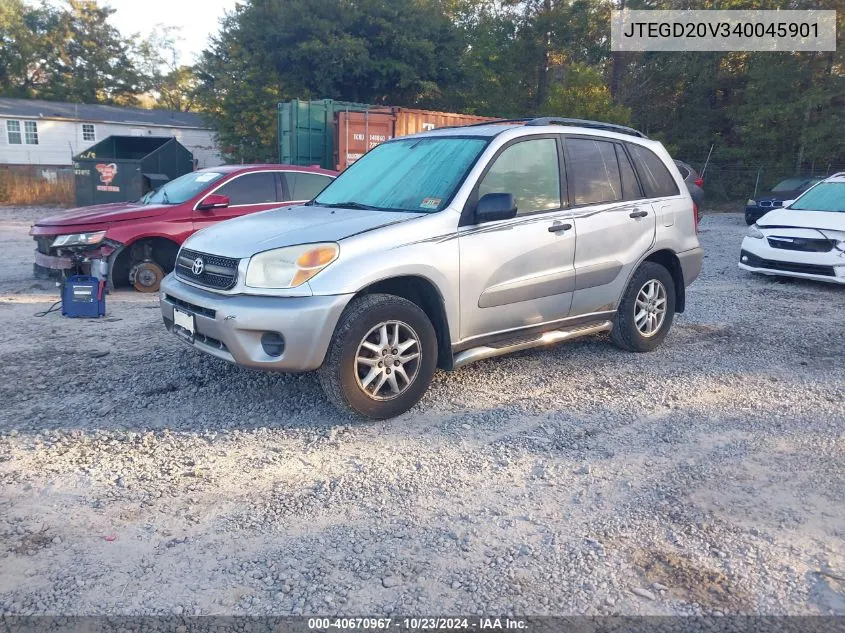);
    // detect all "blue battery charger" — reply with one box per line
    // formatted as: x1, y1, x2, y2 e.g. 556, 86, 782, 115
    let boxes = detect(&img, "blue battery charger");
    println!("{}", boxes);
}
61, 275, 106, 318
